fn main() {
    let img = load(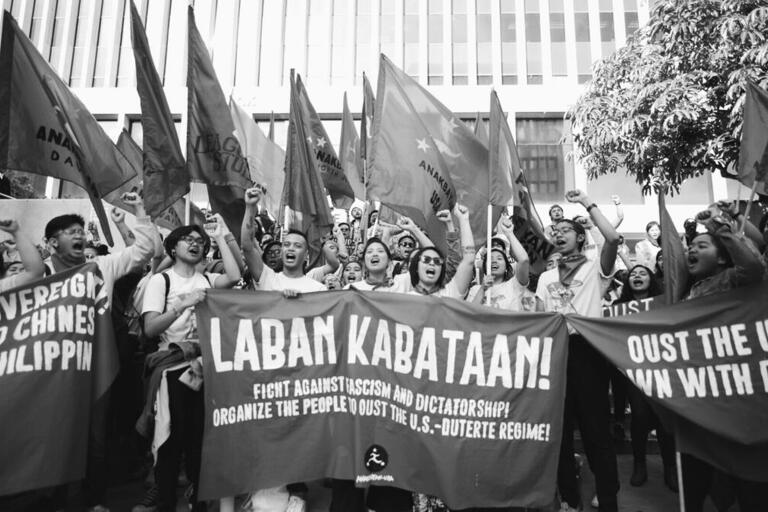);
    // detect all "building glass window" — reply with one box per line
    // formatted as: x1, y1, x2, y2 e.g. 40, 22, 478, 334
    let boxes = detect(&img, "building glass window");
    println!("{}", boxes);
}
668, 175, 713, 205
599, 0, 615, 57
331, 0, 348, 85
500, 0, 517, 84
404, 0, 419, 78
588, 169, 645, 205
307, 0, 330, 84
624, 0, 639, 36
48, 0, 67, 70
428, 0, 443, 84
92, 0, 117, 87
452, 0, 467, 85
516, 118, 569, 202
69, 0, 93, 86
476, 0, 492, 84
525, 0, 542, 84
574, 0, 591, 83
355, 0, 371, 83
549, 0, 566, 77
29, 0, 47, 45
116, 0, 134, 86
